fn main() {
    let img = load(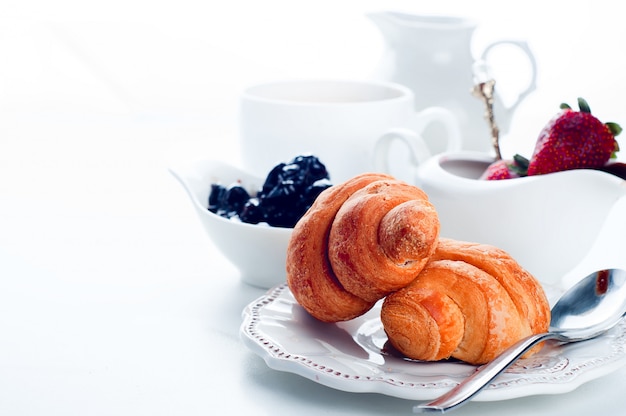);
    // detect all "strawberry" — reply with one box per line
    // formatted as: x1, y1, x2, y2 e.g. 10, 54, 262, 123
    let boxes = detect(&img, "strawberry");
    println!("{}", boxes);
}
481, 155, 529, 180
526, 98, 621, 175
481, 160, 517, 180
